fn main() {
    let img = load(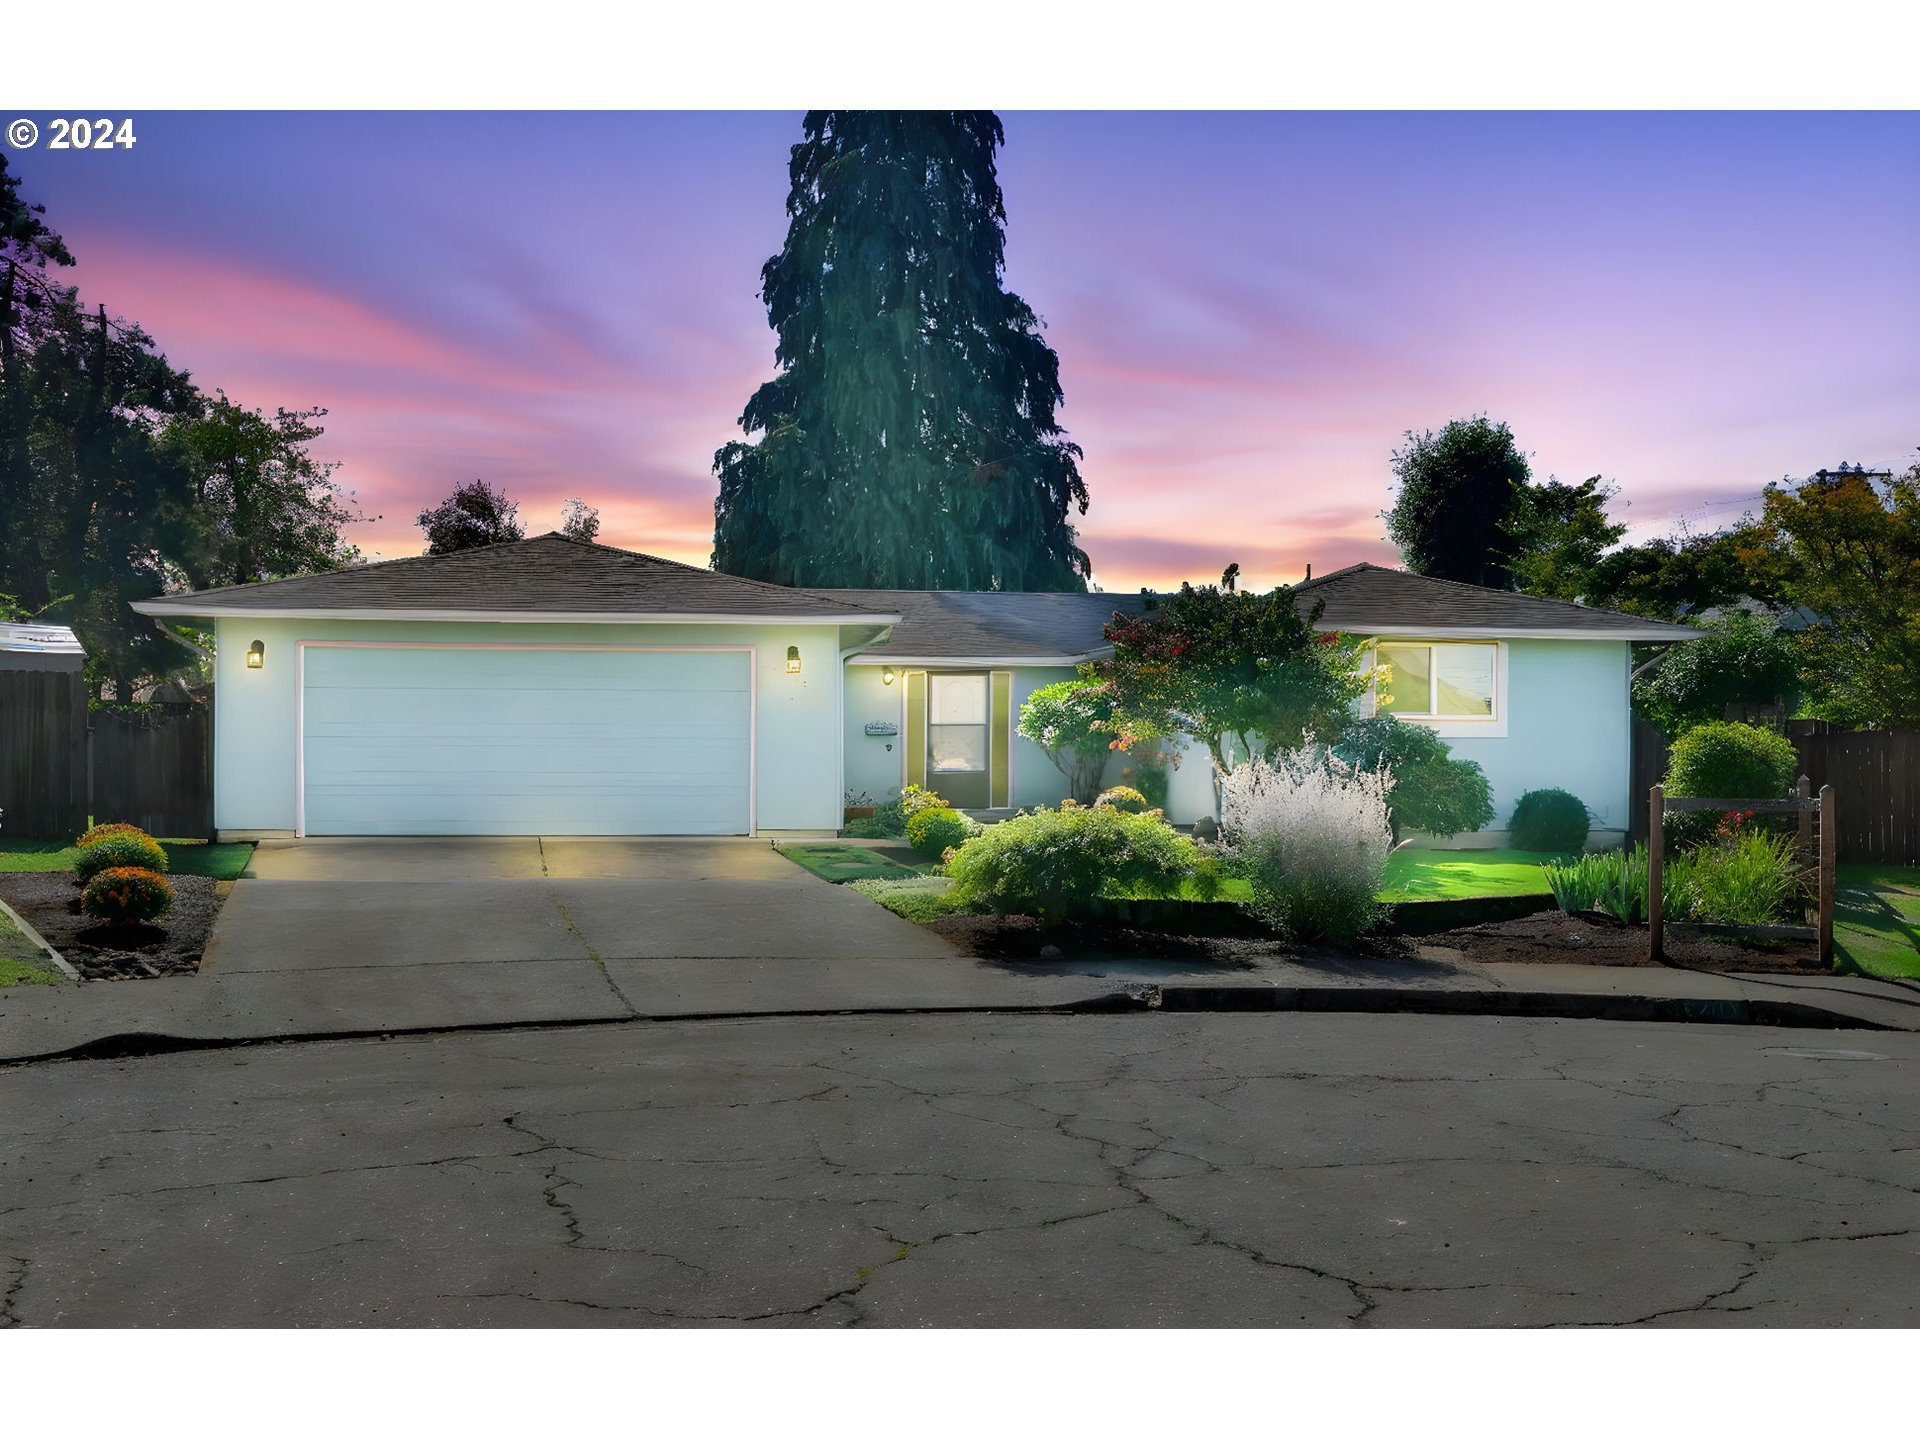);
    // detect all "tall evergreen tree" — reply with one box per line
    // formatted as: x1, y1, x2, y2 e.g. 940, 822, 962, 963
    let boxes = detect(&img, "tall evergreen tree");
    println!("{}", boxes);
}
713, 112, 1090, 591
